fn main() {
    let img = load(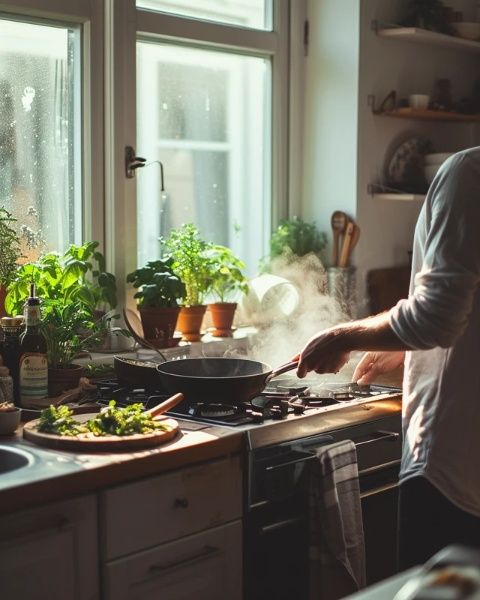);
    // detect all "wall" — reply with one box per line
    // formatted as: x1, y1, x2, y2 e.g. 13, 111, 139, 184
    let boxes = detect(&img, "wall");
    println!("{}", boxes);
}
302, 0, 480, 315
